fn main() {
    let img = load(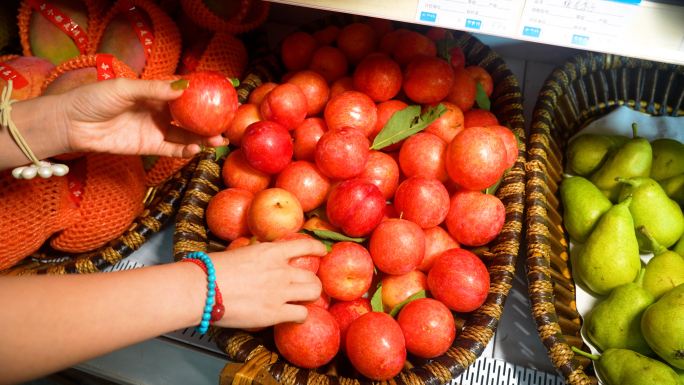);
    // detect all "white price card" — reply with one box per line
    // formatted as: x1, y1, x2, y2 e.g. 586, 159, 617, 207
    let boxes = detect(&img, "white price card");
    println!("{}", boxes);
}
415, 0, 526, 36
517, 0, 640, 51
